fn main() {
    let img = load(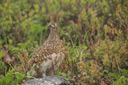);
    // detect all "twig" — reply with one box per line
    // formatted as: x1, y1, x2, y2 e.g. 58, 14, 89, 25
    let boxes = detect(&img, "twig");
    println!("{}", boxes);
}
1, 47, 12, 63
